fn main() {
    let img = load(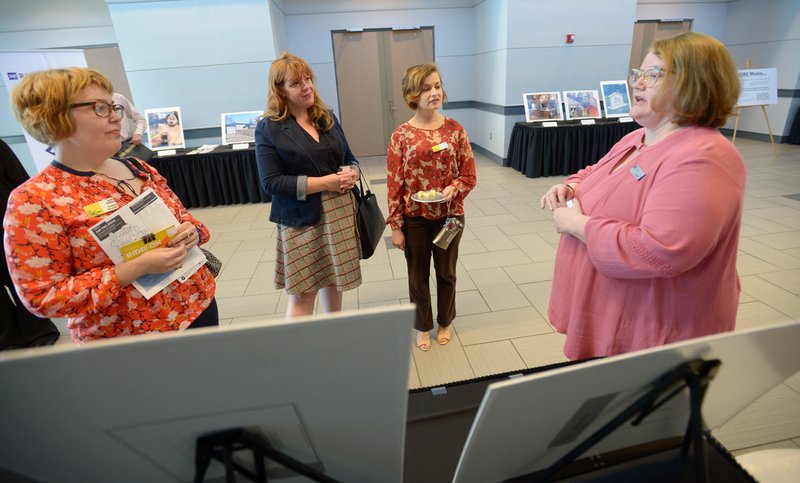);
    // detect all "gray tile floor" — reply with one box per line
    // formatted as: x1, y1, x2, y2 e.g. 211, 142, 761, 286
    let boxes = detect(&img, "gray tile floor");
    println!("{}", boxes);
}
57, 137, 800, 458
